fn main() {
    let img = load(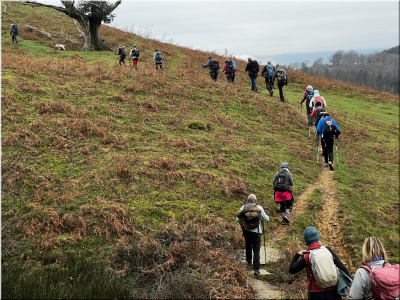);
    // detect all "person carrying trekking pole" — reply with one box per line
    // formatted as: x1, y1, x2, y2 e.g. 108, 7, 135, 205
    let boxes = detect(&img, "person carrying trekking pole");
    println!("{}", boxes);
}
10, 24, 19, 46
221, 59, 236, 83
236, 194, 269, 275
261, 59, 275, 97
273, 64, 288, 102
289, 227, 352, 300
349, 237, 399, 300
309, 90, 326, 110
115, 44, 127, 66
153, 49, 163, 71
300, 85, 314, 125
201, 56, 220, 82
316, 112, 340, 170
273, 162, 294, 225
245, 58, 259, 92
129, 45, 140, 70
